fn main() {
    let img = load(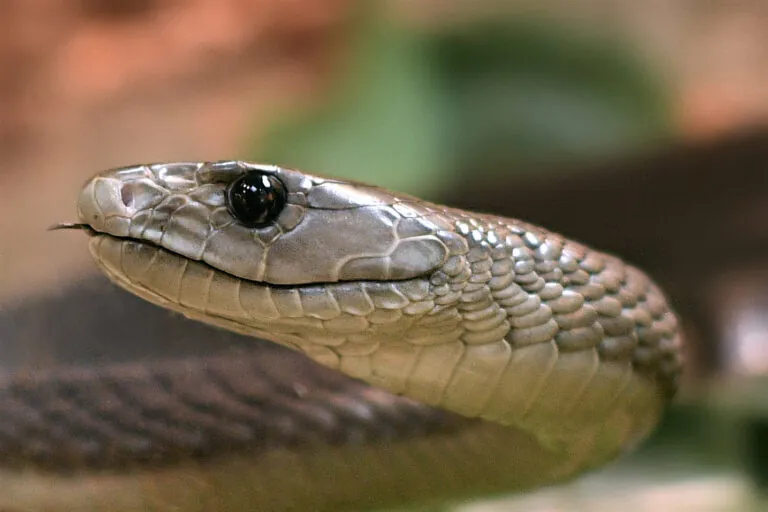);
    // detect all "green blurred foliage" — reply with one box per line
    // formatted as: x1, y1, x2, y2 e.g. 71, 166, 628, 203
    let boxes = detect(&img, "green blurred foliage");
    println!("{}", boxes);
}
435, 20, 671, 176
250, 7, 671, 196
